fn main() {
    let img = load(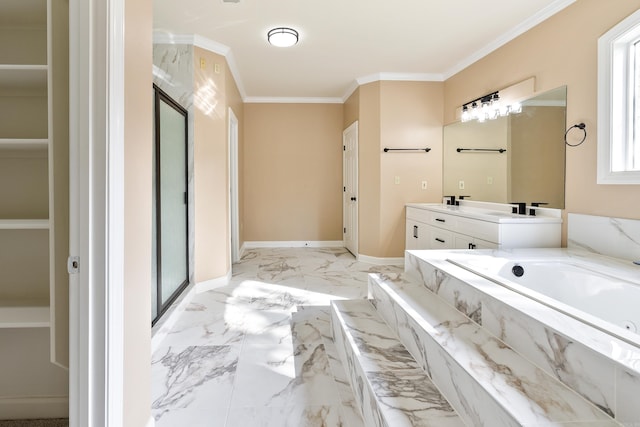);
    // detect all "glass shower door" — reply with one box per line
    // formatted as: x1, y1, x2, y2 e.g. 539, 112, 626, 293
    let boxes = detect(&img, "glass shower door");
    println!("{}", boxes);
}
152, 85, 189, 323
